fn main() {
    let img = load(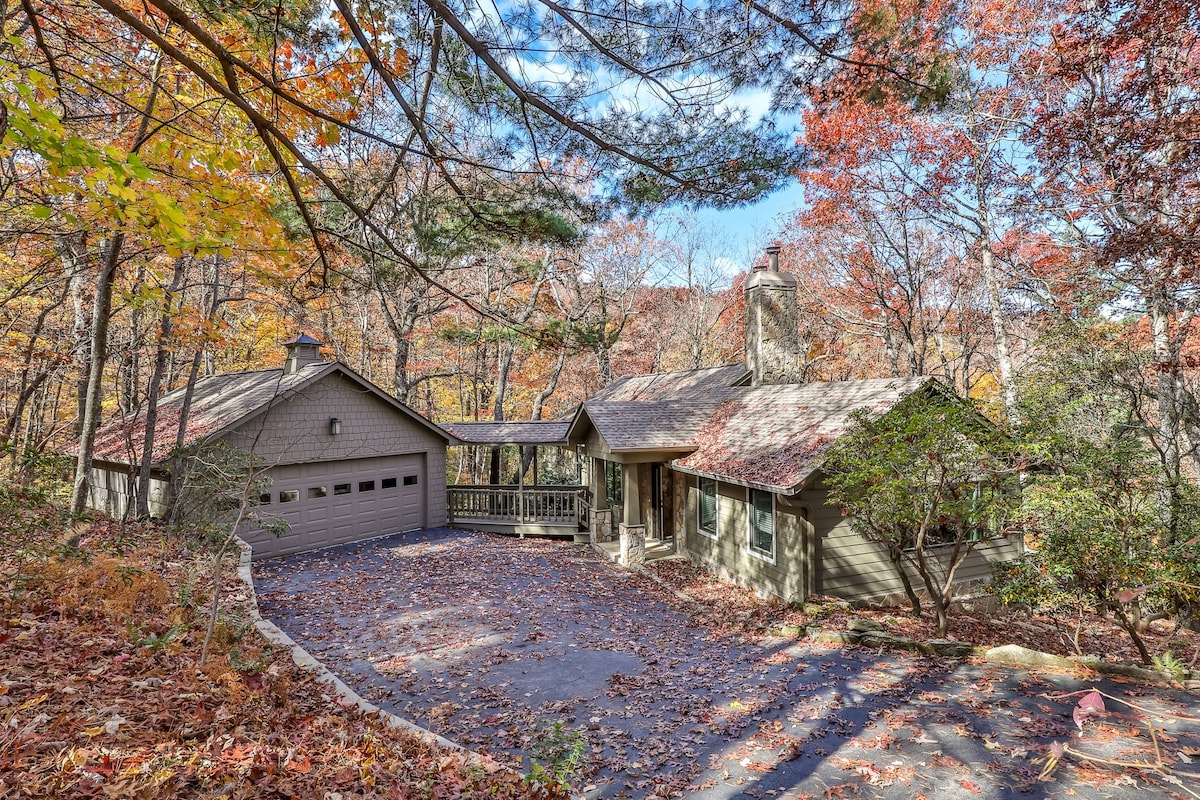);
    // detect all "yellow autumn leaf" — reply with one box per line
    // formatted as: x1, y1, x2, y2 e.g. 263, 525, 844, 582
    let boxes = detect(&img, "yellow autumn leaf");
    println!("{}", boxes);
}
16, 693, 49, 711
